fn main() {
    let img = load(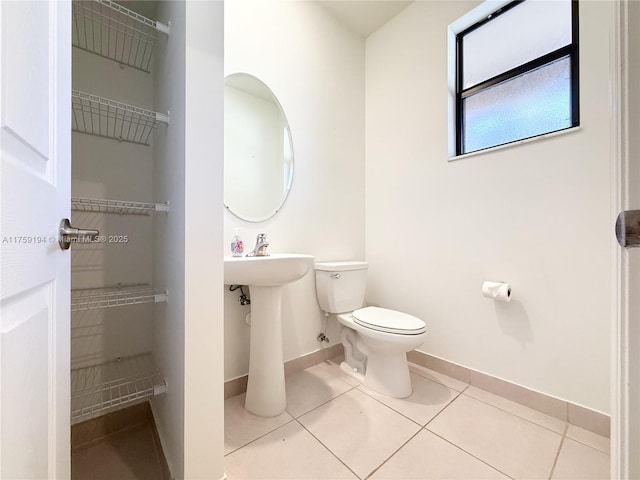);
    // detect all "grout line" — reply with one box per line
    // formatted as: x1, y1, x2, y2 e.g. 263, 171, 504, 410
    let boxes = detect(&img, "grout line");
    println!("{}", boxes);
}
562, 435, 610, 455
426, 430, 516, 480
226, 361, 609, 480
354, 374, 469, 429
294, 418, 363, 480
289, 374, 423, 479
363, 428, 424, 480
286, 359, 355, 387
408, 362, 471, 392
223, 418, 297, 457
317, 365, 362, 390
422, 388, 466, 429
548, 423, 569, 480
287, 384, 357, 420
353, 385, 423, 428
409, 354, 612, 433
459, 388, 568, 436
225, 363, 358, 457
346, 360, 605, 441
226, 362, 585, 480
